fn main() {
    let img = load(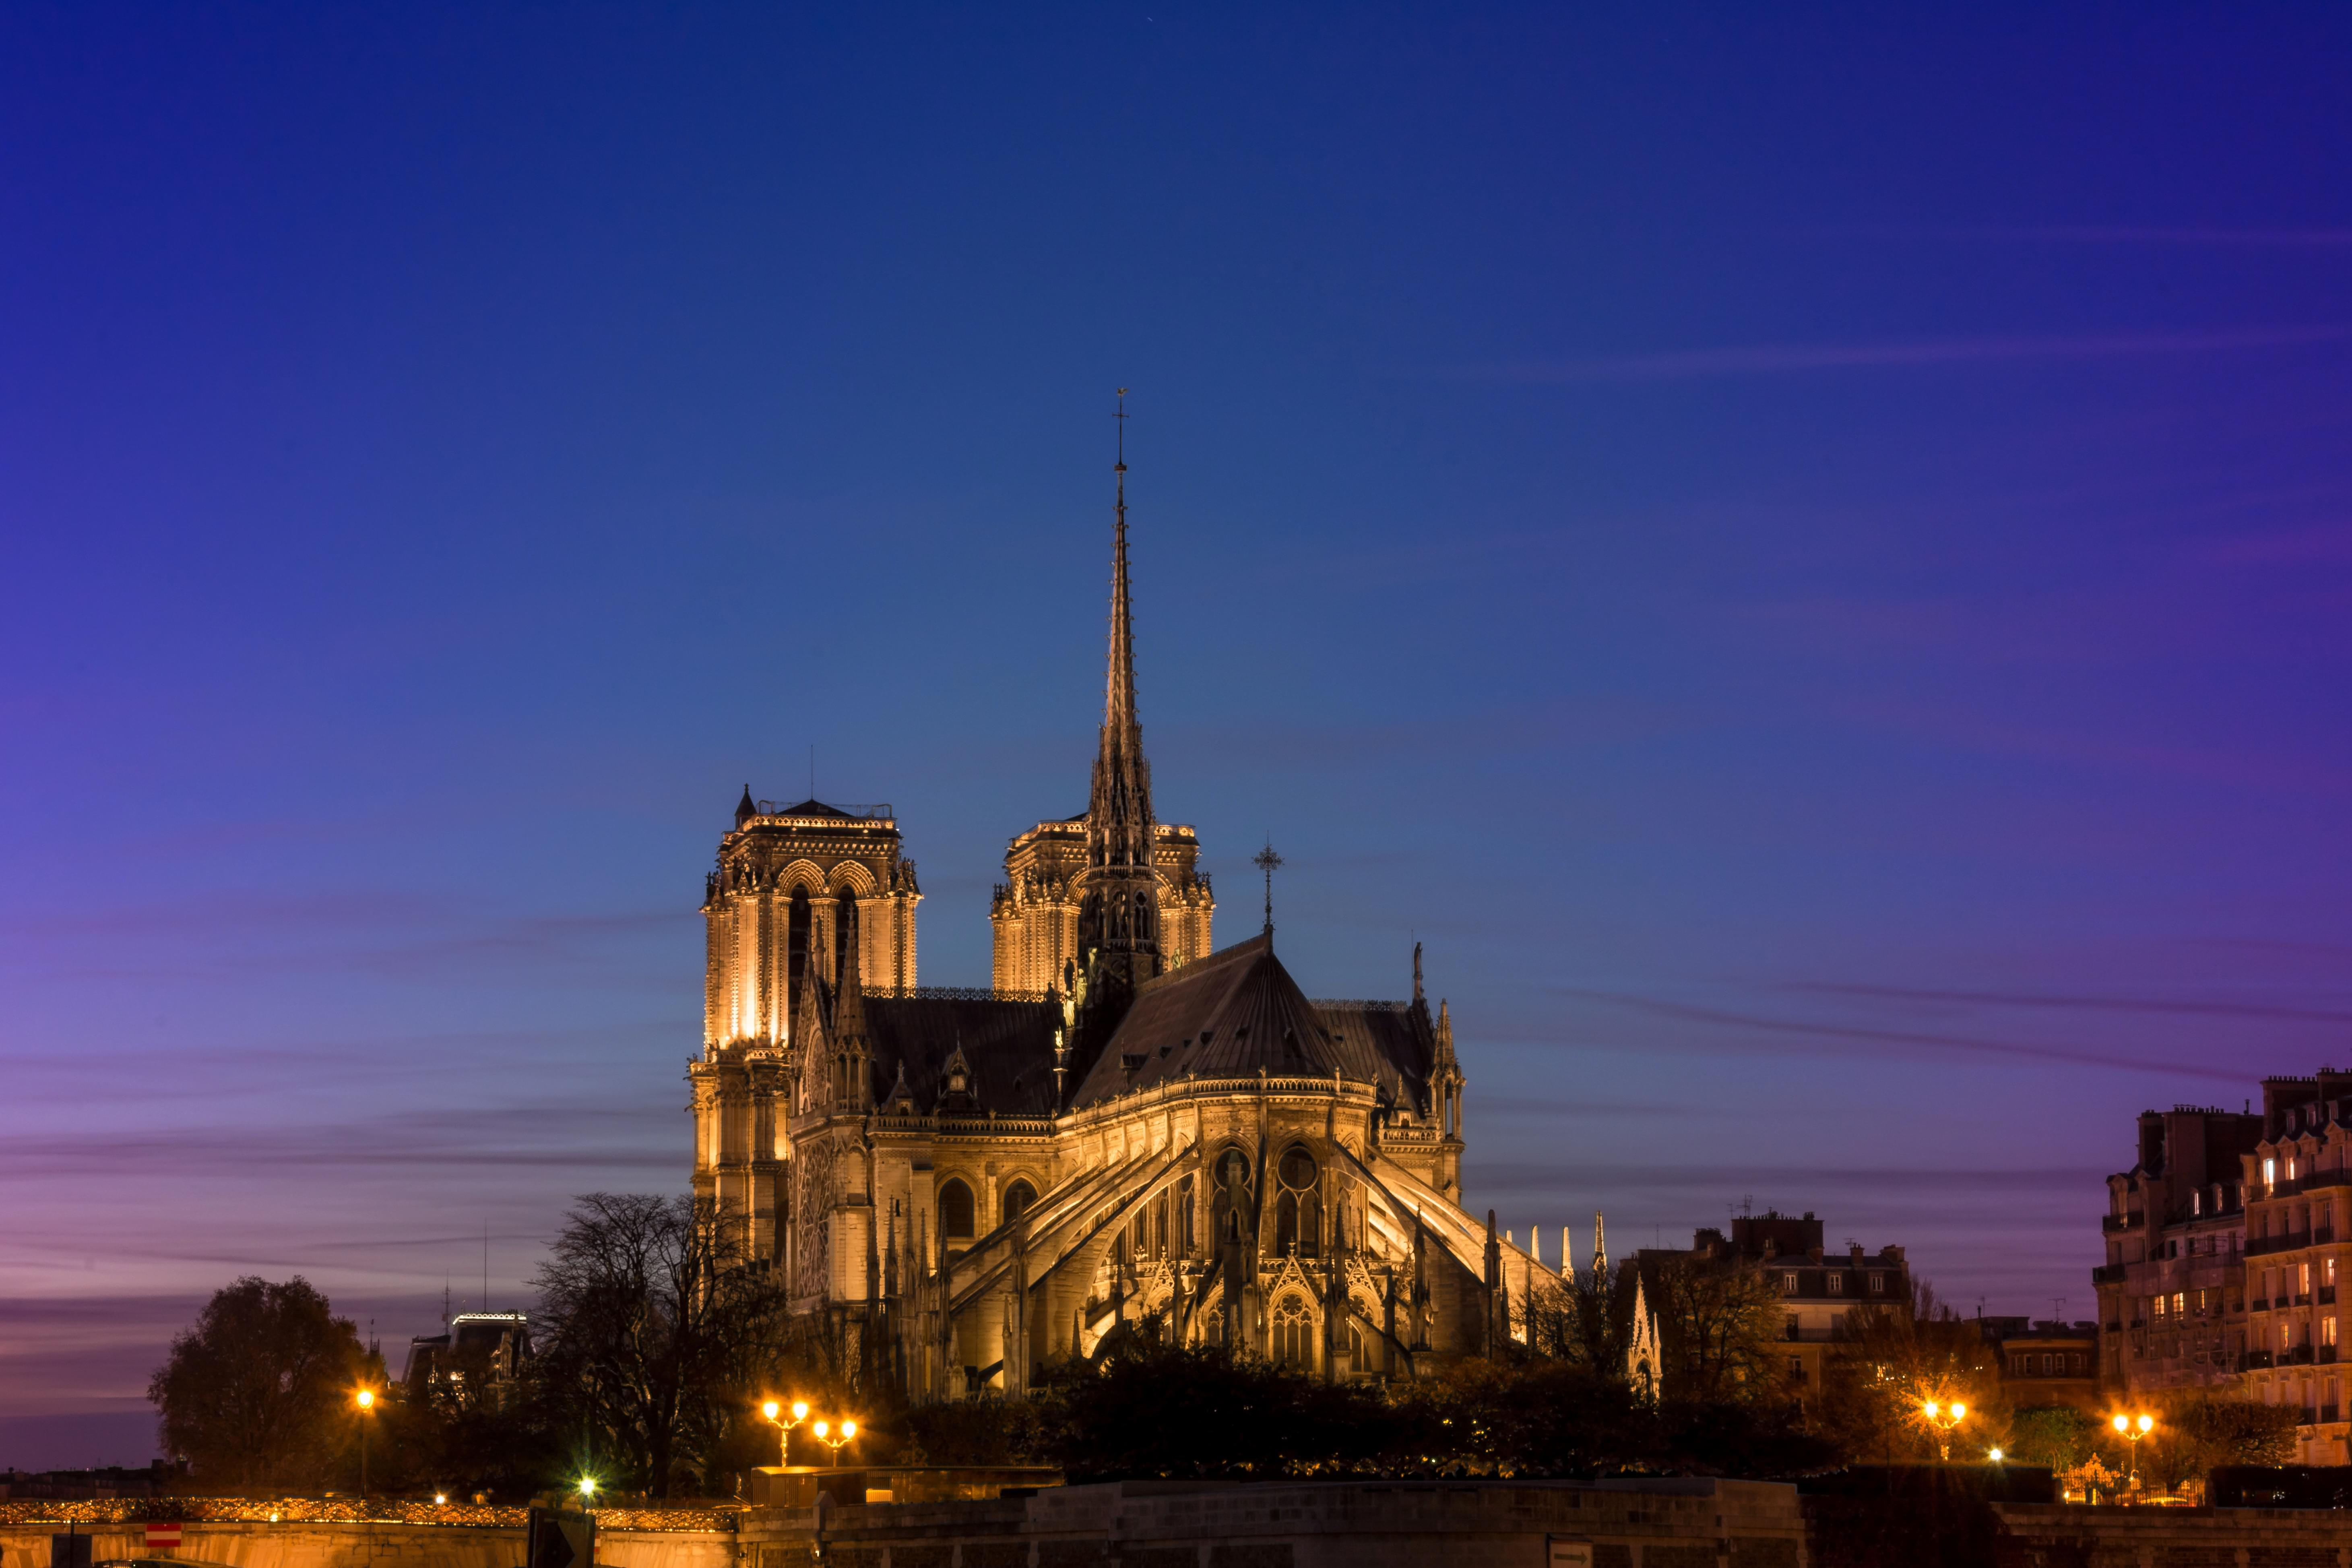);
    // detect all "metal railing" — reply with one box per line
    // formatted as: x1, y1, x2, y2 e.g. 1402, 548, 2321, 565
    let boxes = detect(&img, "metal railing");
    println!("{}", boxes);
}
754, 799, 893, 820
